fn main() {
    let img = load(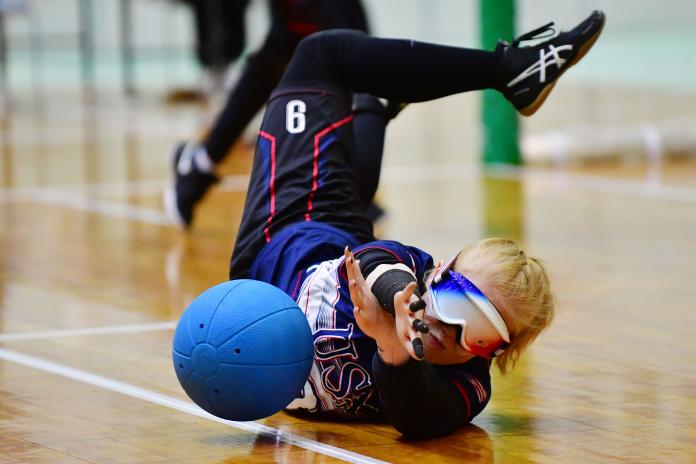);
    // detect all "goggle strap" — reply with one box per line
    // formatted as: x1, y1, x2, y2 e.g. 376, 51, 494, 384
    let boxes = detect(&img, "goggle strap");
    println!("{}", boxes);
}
491, 342, 510, 358
433, 269, 448, 285
434, 251, 460, 284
